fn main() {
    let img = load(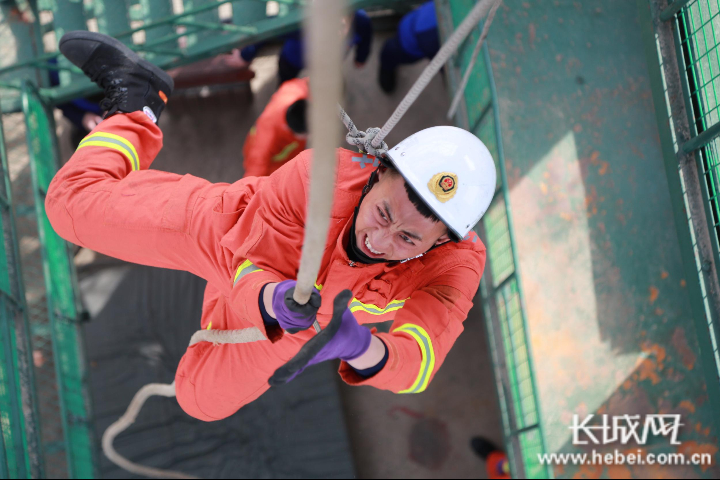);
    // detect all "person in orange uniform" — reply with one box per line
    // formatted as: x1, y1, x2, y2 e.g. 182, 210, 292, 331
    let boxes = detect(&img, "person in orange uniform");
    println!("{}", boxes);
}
47, 32, 497, 422
243, 77, 309, 178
